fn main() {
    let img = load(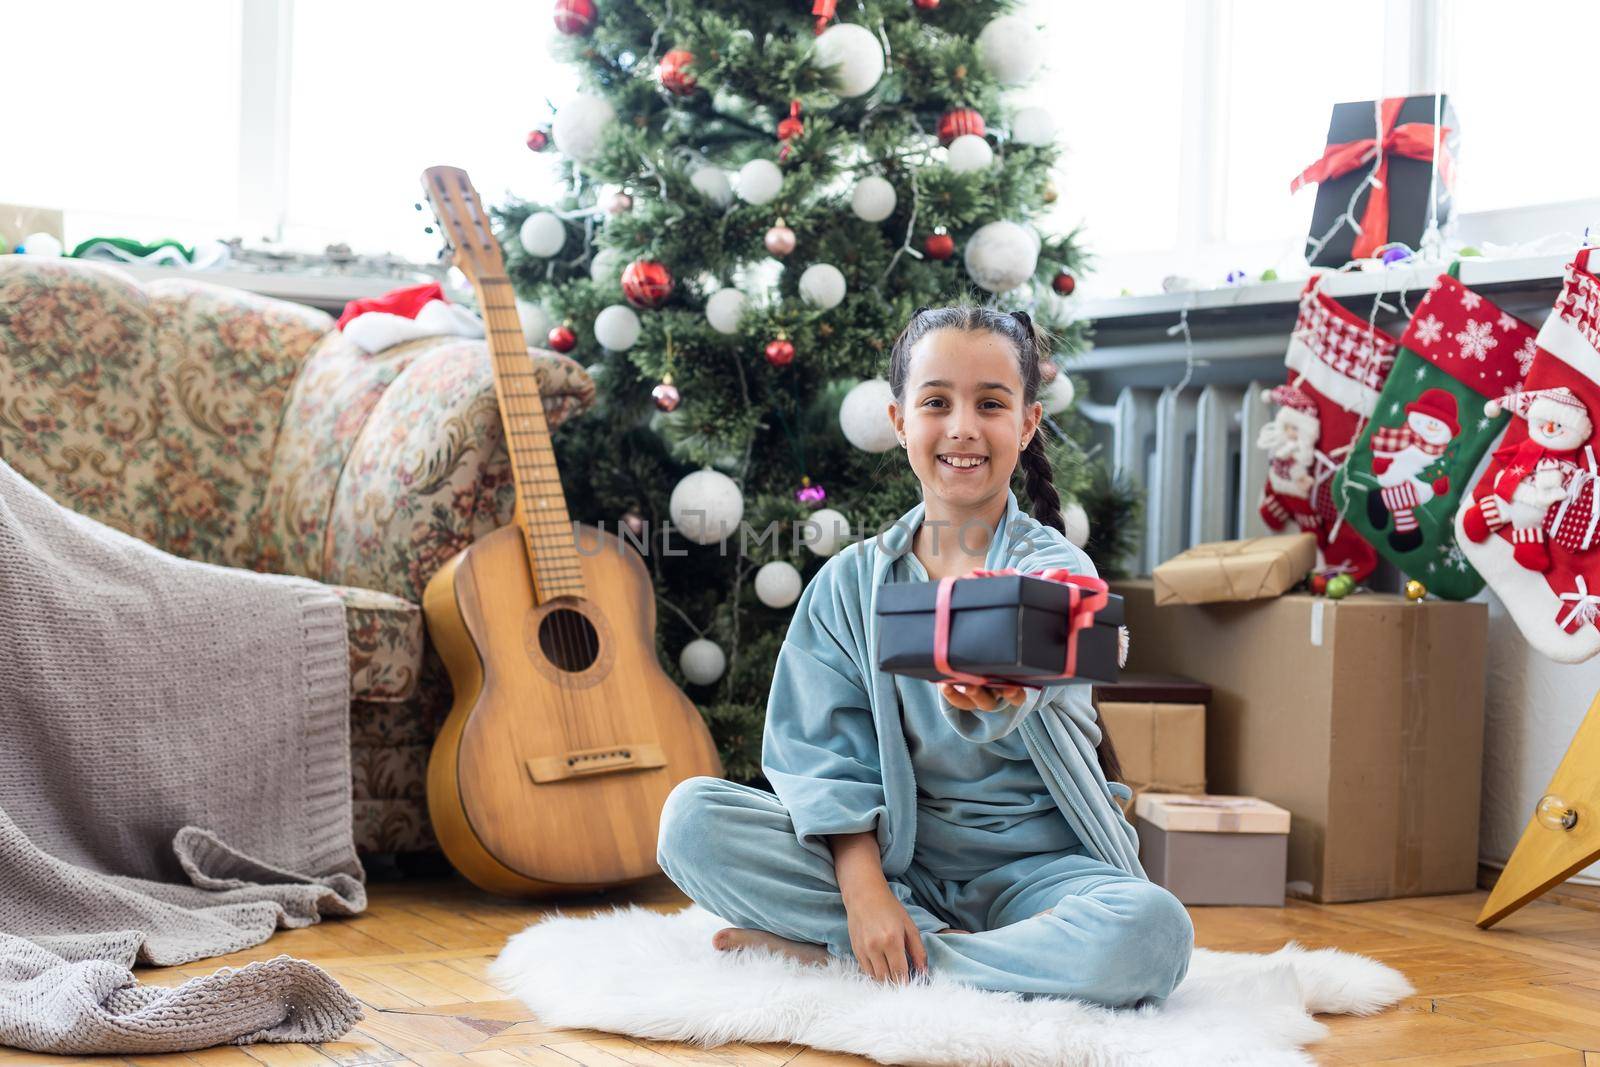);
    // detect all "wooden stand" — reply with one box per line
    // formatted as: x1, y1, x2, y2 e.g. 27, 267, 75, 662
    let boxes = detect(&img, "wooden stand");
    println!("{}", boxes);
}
1478, 687, 1600, 928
